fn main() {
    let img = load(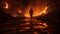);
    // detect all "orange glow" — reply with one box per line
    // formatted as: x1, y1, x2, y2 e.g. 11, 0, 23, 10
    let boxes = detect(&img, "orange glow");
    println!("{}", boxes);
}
33, 22, 48, 29
24, 13, 30, 18
12, 14, 18, 17
24, 6, 31, 18
19, 29, 26, 32
24, 18, 31, 21
40, 6, 48, 15
23, 27, 30, 30
36, 22, 43, 25
34, 32, 39, 34
25, 22, 30, 25
20, 22, 30, 26
4, 2, 9, 9
18, 8, 22, 13
33, 6, 48, 17
24, 6, 48, 18
33, 25, 45, 29
43, 22, 48, 28
24, 12, 30, 18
